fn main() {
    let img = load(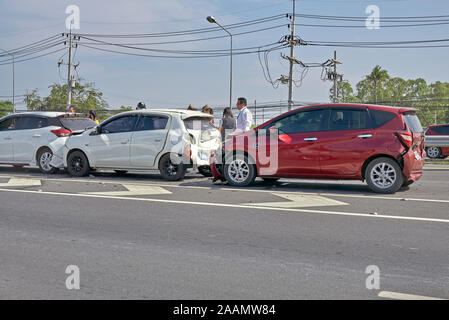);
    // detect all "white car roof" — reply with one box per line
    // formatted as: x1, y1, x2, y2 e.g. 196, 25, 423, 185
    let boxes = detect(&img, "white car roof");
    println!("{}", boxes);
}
119, 109, 213, 119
